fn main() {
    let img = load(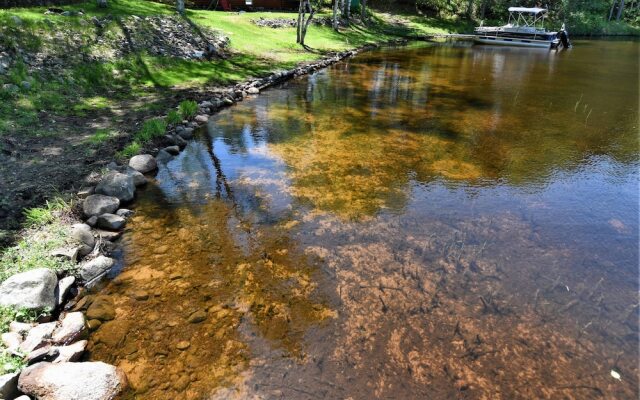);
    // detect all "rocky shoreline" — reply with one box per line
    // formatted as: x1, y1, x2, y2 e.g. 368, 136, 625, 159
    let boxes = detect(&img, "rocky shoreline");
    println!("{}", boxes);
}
0, 38, 407, 399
